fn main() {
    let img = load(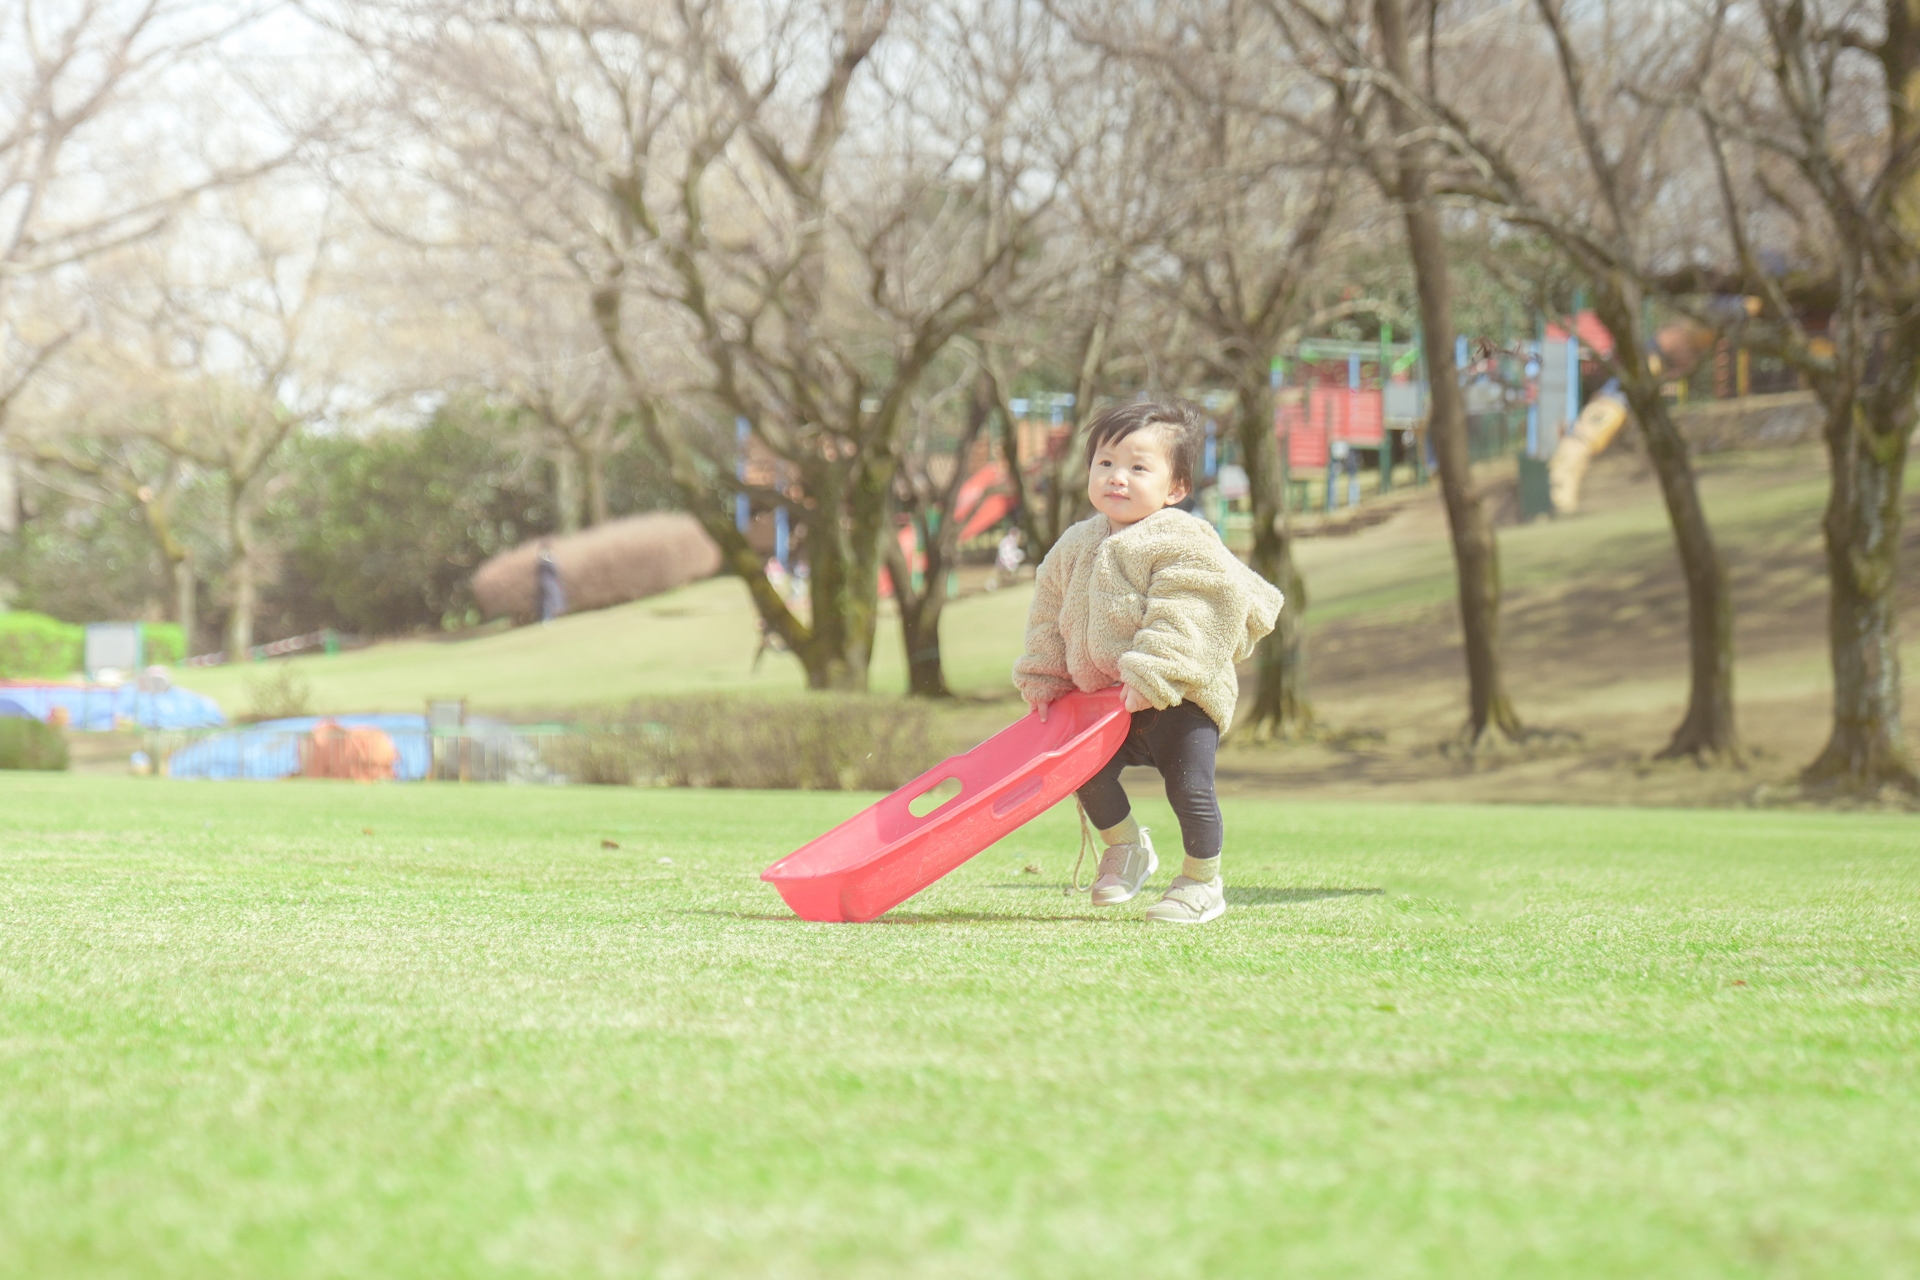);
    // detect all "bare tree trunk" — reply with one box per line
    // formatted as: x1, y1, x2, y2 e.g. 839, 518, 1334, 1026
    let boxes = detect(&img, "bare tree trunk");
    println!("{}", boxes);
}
887, 530, 950, 698
796, 459, 888, 692
174, 560, 197, 657
1235, 375, 1312, 738
224, 485, 255, 662
137, 486, 196, 655
628, 397, 886, 693
582, 440, 609, 527
1803, 386, 1918, 793
554, 448, 582, 534
1375, 0, 1521, 744
889, 377, 995, 698
1410, 211, 1520, 742
981, 345, 1093, 562
1589, 280, 1738, 761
